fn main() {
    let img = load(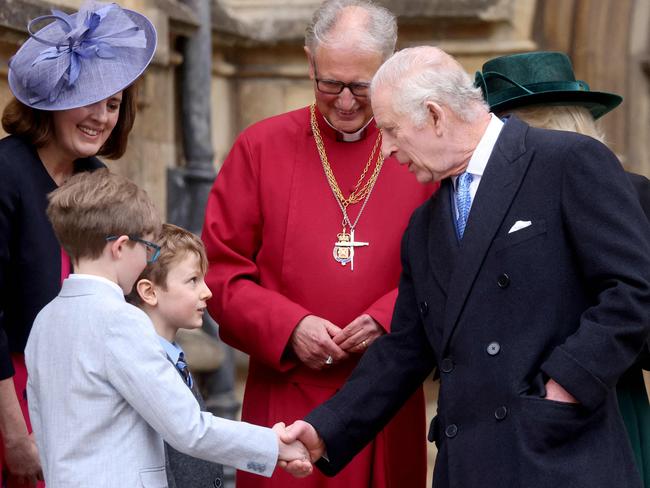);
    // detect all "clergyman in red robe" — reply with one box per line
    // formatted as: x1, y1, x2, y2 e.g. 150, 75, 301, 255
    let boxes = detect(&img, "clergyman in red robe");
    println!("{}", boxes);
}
202, 2, 435, 486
